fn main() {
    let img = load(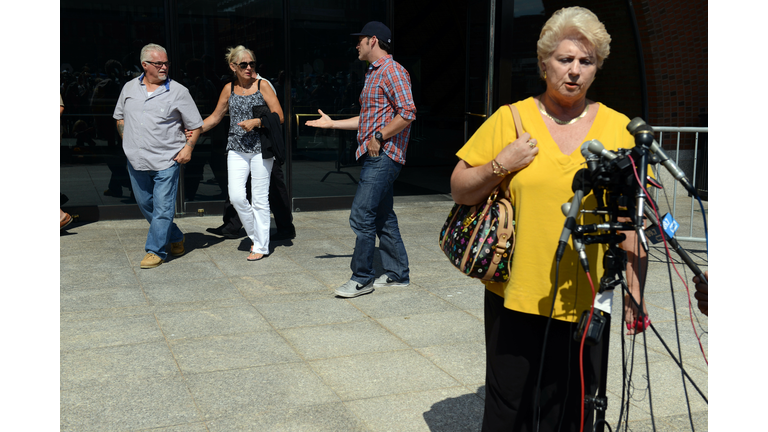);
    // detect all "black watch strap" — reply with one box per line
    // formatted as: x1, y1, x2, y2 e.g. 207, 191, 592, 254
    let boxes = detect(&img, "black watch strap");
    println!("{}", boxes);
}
374, 131, 383, 142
